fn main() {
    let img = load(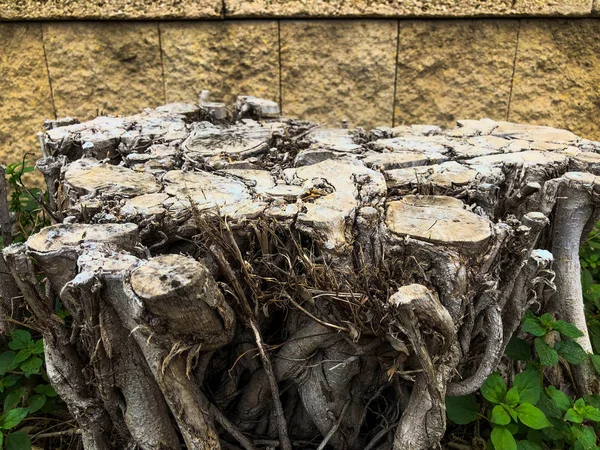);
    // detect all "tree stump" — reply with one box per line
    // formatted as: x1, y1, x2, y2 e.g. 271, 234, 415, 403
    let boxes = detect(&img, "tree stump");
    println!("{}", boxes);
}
4, 95, 600, 450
